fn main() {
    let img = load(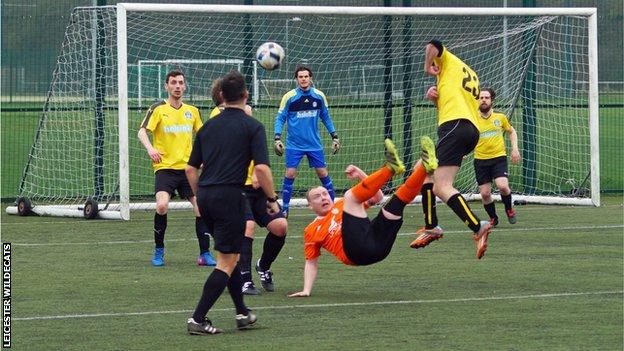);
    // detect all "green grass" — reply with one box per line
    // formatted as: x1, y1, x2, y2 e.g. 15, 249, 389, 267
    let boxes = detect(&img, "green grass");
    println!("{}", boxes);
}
2, 195, 622, 350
